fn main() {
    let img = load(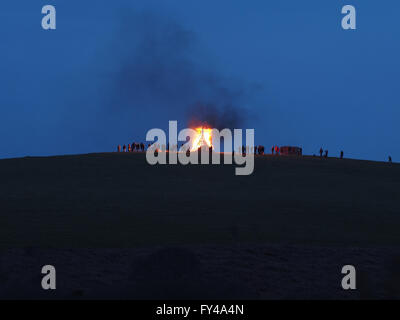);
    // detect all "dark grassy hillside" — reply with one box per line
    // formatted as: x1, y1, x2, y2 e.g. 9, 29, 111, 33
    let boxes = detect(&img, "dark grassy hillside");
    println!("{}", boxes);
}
0, 153, 399, 248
